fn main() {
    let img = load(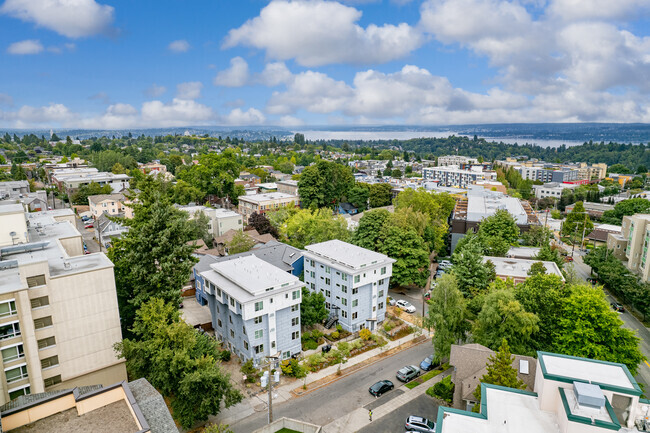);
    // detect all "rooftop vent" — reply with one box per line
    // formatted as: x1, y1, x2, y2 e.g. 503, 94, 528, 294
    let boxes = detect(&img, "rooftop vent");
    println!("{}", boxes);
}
573, 382, 606, 409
